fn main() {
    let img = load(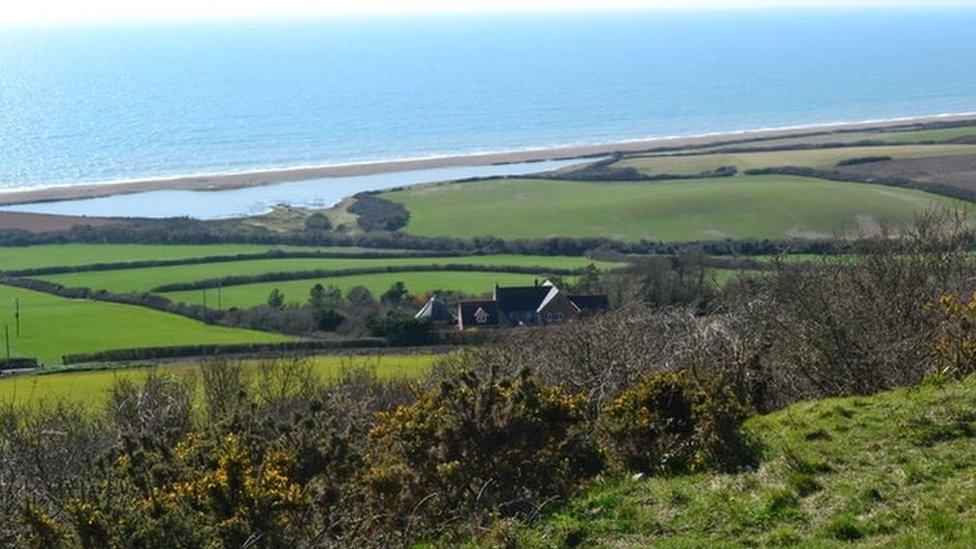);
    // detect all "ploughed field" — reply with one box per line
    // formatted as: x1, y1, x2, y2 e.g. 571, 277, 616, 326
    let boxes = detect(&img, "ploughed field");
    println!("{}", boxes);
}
384, 175, 958, 241
0, 353, 435, 408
